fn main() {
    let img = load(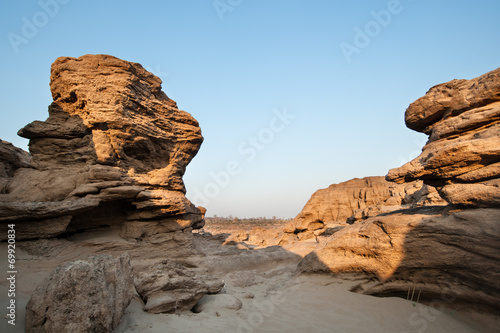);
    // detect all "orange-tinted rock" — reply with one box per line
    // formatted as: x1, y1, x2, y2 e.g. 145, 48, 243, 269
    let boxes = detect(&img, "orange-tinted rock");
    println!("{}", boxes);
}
387, 68, 500, 207
297, 68, 500, 313
404, 68, 500, 132
283, 176, 426, 235
0, 54, 204, 240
